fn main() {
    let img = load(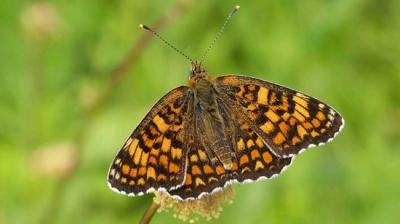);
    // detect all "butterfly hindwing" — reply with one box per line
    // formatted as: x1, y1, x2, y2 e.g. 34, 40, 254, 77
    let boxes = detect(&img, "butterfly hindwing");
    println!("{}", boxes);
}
215, 75, 344, 157
108, 86, 192, 195
168, 113, 292, 200
168, 142, 233, 200
233, 116, 293, 182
